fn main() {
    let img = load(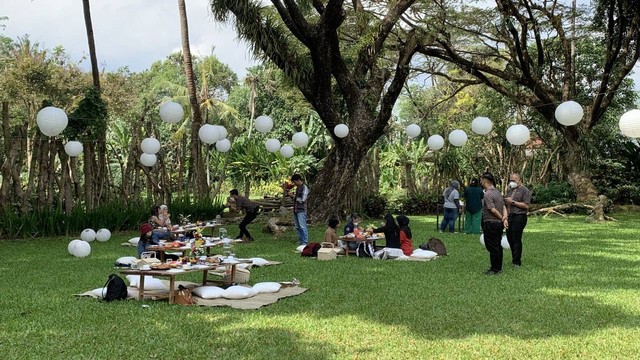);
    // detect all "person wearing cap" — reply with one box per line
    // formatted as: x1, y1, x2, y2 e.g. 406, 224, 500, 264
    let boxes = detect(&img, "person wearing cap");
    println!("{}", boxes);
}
137, 223, 160, 258
440, 180, 462, 233
229, 189, 259, 242
480, 172, 509, 275
504, 173, 531, 268
286, 174, 309, 245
